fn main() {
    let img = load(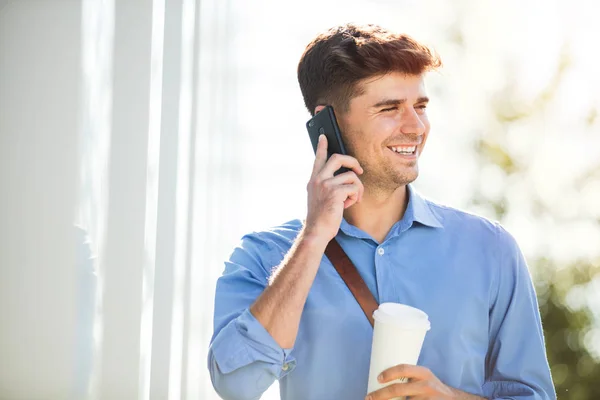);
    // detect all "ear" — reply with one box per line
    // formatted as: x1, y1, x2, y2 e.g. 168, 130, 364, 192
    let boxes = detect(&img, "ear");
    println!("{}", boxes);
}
314, 105, 326, 115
